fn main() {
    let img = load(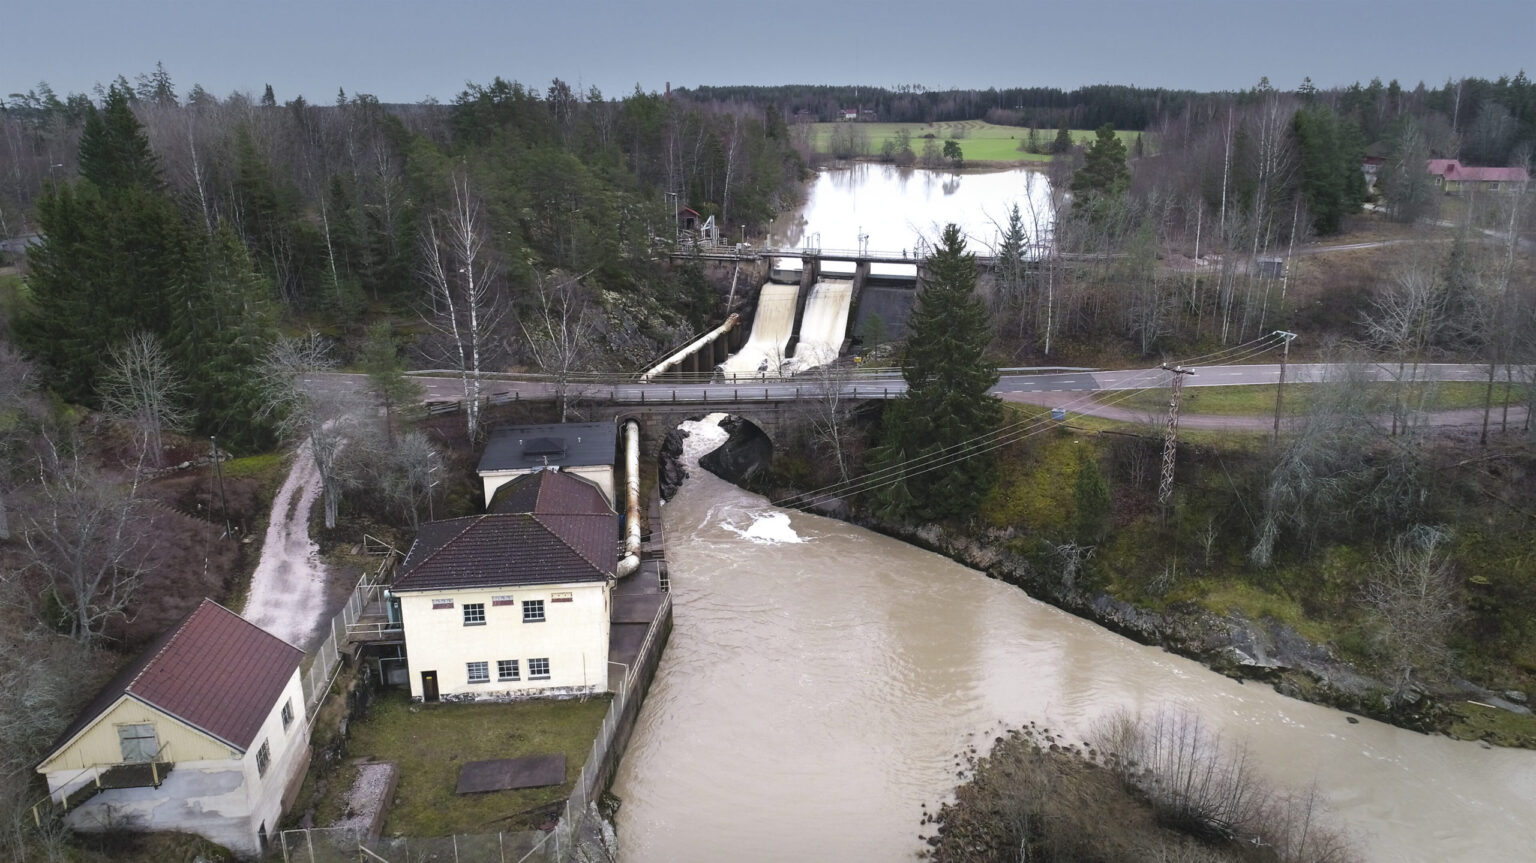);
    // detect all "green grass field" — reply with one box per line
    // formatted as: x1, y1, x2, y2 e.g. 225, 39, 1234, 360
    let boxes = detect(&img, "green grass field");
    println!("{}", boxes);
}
808, 121, 1145, 163
321, 692, 611, 836
1092, 381, 1526, 416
